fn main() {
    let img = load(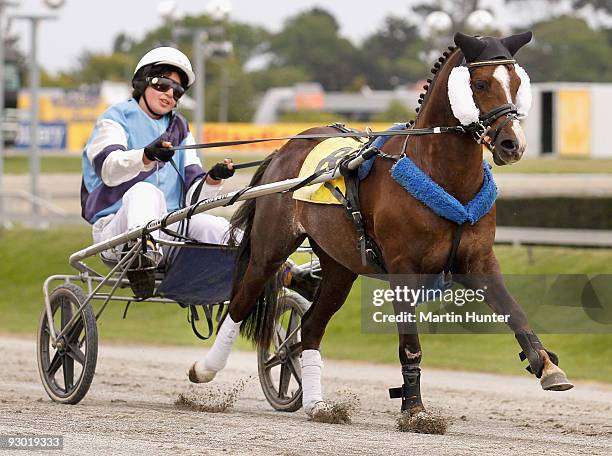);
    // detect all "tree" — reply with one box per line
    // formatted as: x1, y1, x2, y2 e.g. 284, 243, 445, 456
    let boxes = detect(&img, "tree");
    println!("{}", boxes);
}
360, 16, 427, 88
41, 69, 78, 88
204, 58, 256, 122
574, 0, 612, 14
269, 8, 362, 91
250, 66, 312, 93
76, 52, 135, 84
510, 0, 612, 16
518, 16, 612, 82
